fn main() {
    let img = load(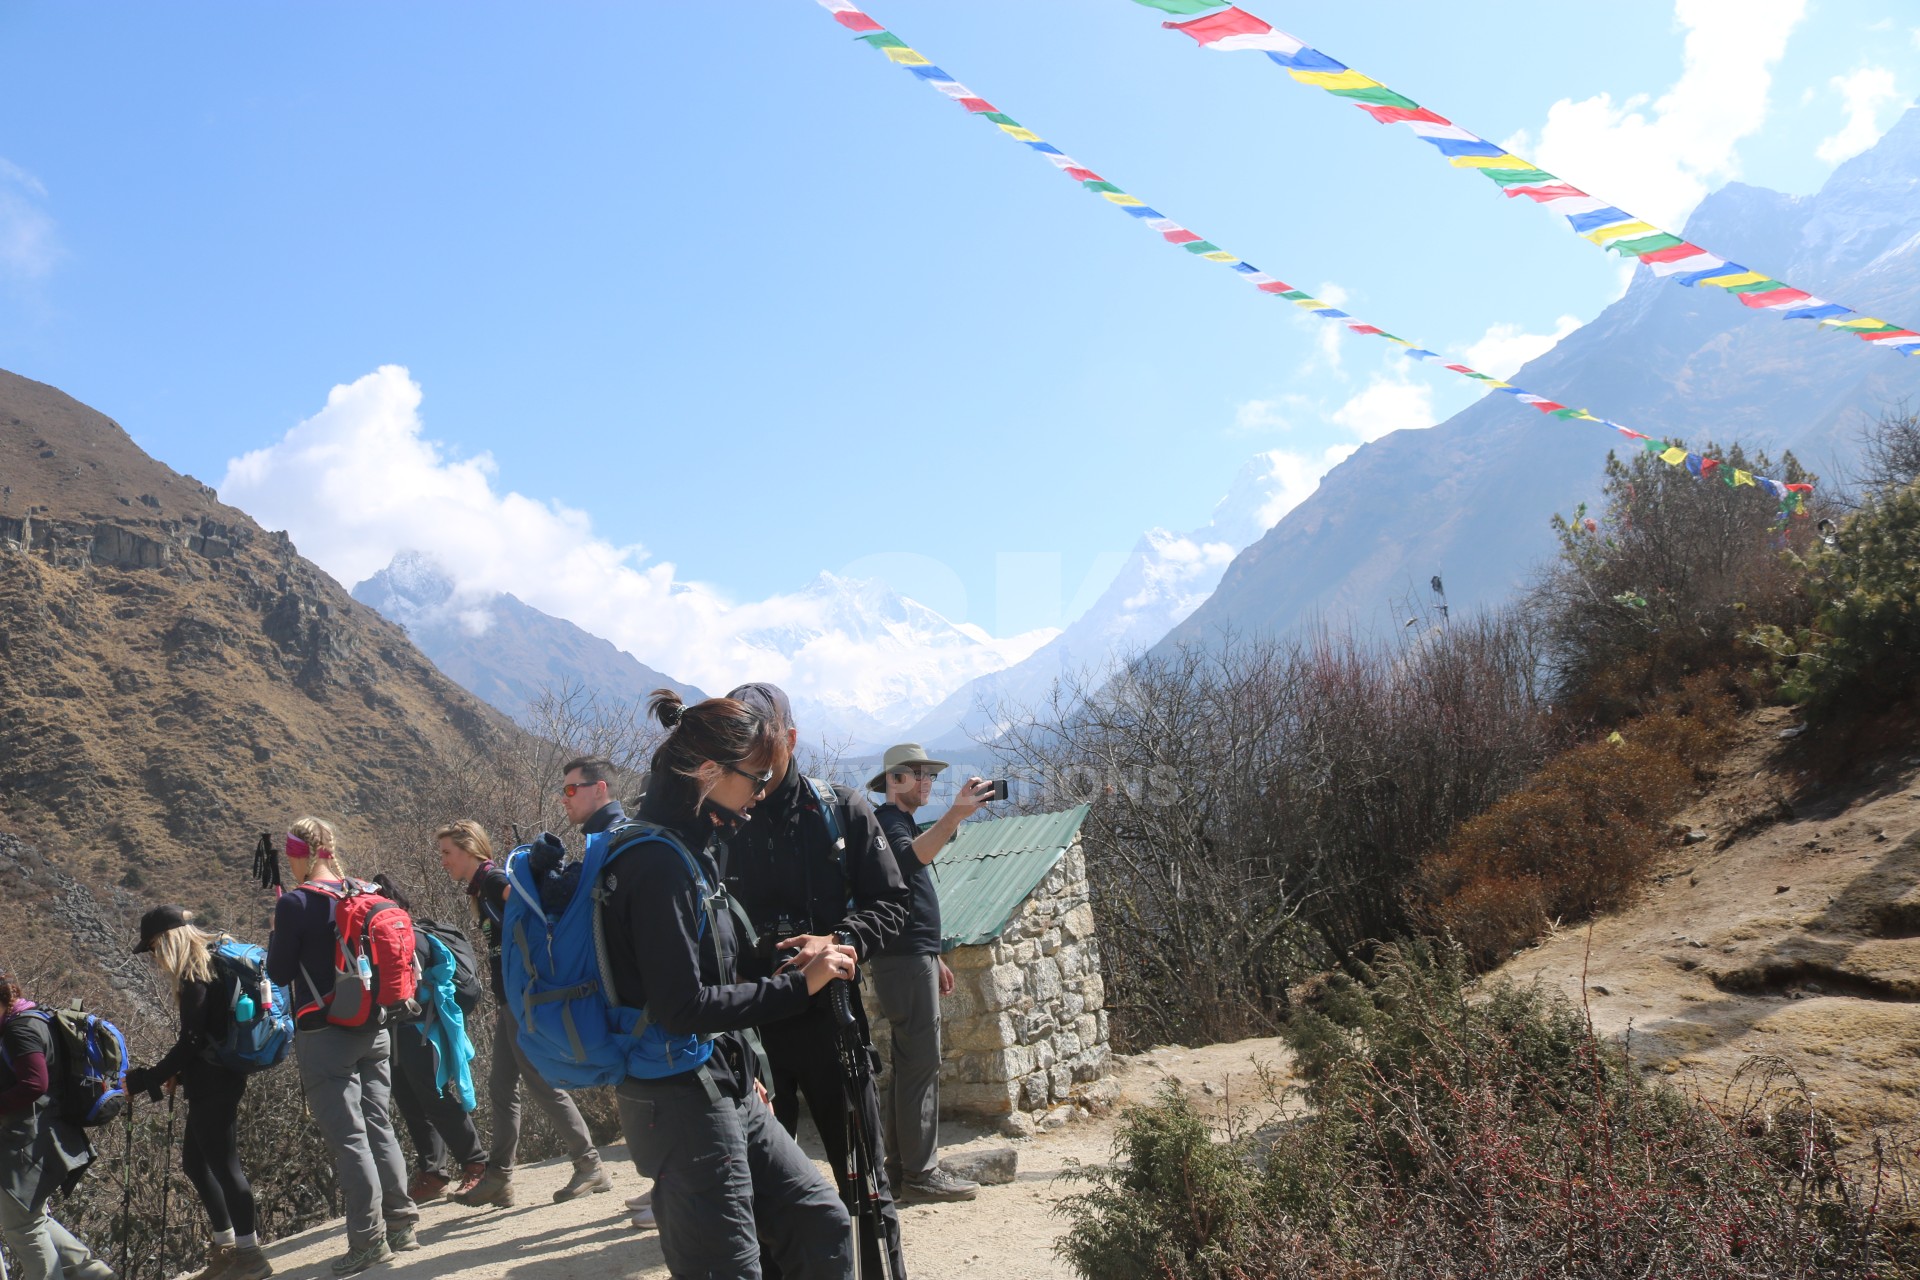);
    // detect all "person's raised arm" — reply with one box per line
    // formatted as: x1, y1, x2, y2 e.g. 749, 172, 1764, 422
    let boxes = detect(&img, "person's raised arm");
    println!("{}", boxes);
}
910, 777, 991, 865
